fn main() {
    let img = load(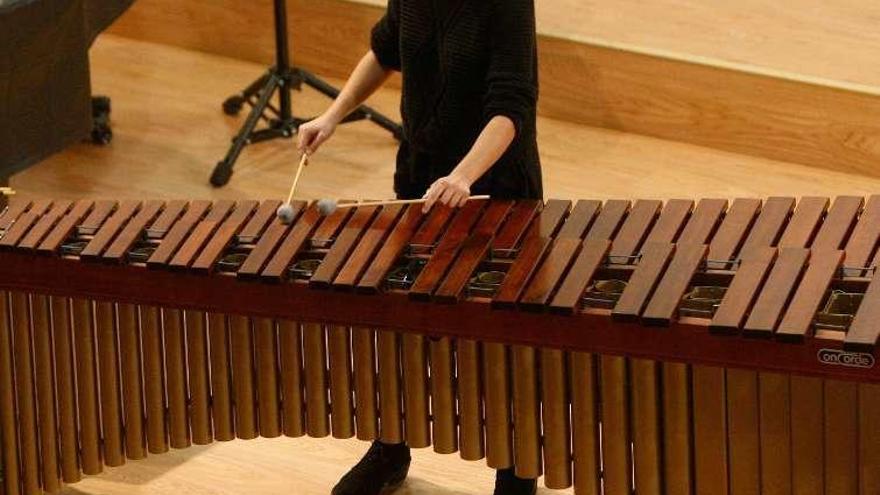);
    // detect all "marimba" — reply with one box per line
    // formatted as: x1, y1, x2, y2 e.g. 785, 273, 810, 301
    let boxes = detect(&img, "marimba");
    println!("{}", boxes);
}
0, 196, 878, 495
